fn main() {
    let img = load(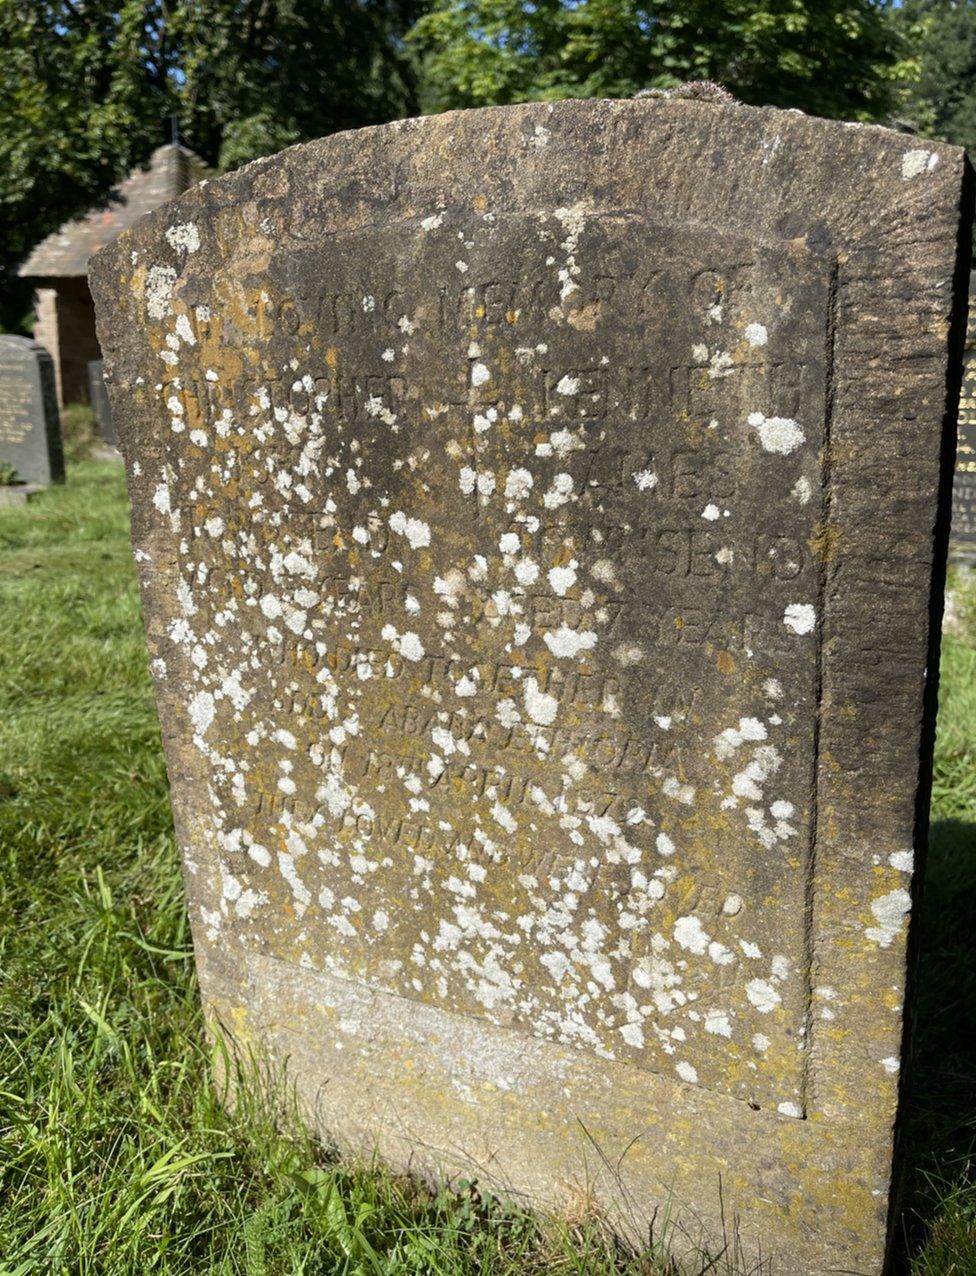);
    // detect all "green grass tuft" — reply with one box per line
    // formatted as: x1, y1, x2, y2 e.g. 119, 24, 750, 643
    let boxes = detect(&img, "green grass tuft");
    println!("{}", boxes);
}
0, 462, 973, 1273
58, 403, 100, 465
